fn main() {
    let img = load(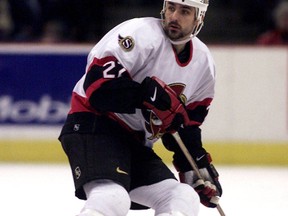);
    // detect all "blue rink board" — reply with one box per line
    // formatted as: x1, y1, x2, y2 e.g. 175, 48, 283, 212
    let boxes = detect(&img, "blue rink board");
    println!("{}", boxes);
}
0, 52, 87, 125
